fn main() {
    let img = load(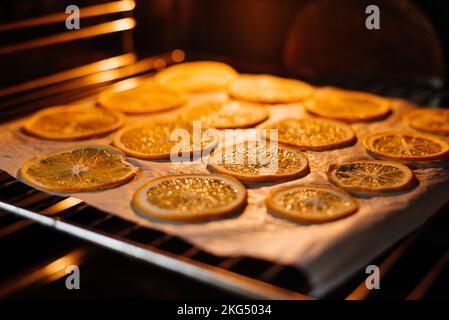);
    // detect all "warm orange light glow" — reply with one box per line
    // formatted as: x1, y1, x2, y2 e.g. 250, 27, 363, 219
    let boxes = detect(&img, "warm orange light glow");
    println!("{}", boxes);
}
40, 197, 83, 215
171, 49, 186, 63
